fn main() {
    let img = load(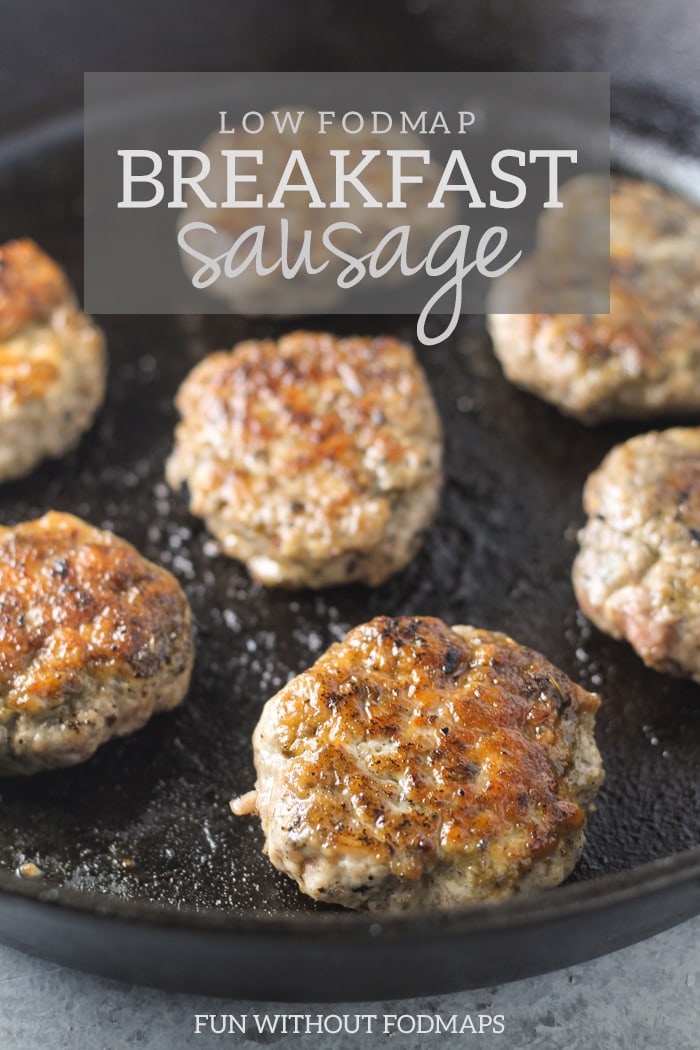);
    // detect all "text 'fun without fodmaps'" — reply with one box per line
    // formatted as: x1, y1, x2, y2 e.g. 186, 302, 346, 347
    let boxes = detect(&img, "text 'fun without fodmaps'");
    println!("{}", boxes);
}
193, 1011, 507, 1035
